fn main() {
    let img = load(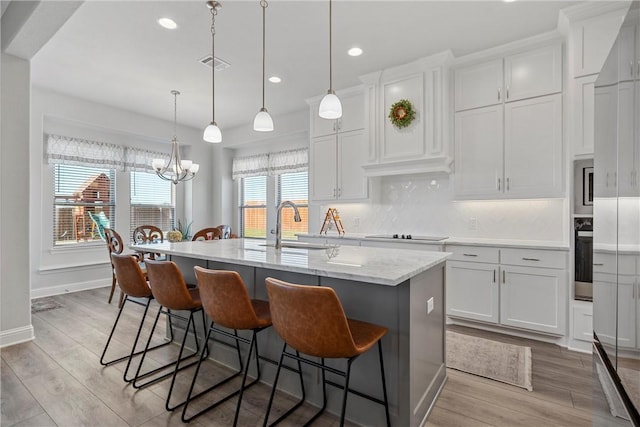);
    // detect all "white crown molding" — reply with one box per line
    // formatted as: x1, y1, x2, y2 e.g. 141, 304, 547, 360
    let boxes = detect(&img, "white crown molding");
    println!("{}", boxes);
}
452, 30, 563, 68
559, 1, 631, 23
